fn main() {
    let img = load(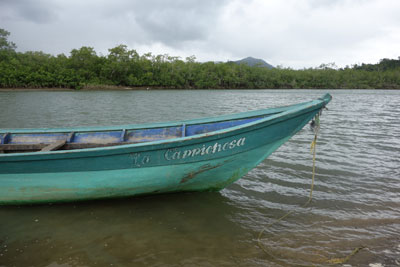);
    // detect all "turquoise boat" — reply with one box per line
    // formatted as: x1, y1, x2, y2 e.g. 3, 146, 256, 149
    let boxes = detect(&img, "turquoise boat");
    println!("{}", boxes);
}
0, 94, 331, 205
